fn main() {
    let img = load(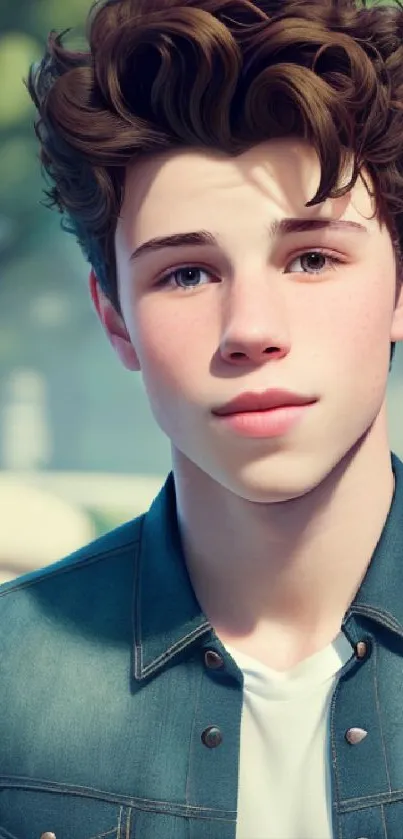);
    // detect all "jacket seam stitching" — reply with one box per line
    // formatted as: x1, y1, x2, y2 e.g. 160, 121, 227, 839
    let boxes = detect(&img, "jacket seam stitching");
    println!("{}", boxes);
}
0, 535, 141, 596
381, 802, 388, 839
350, 605, 403, 636
338, 789, 403, 809
373, 642, 392, 793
